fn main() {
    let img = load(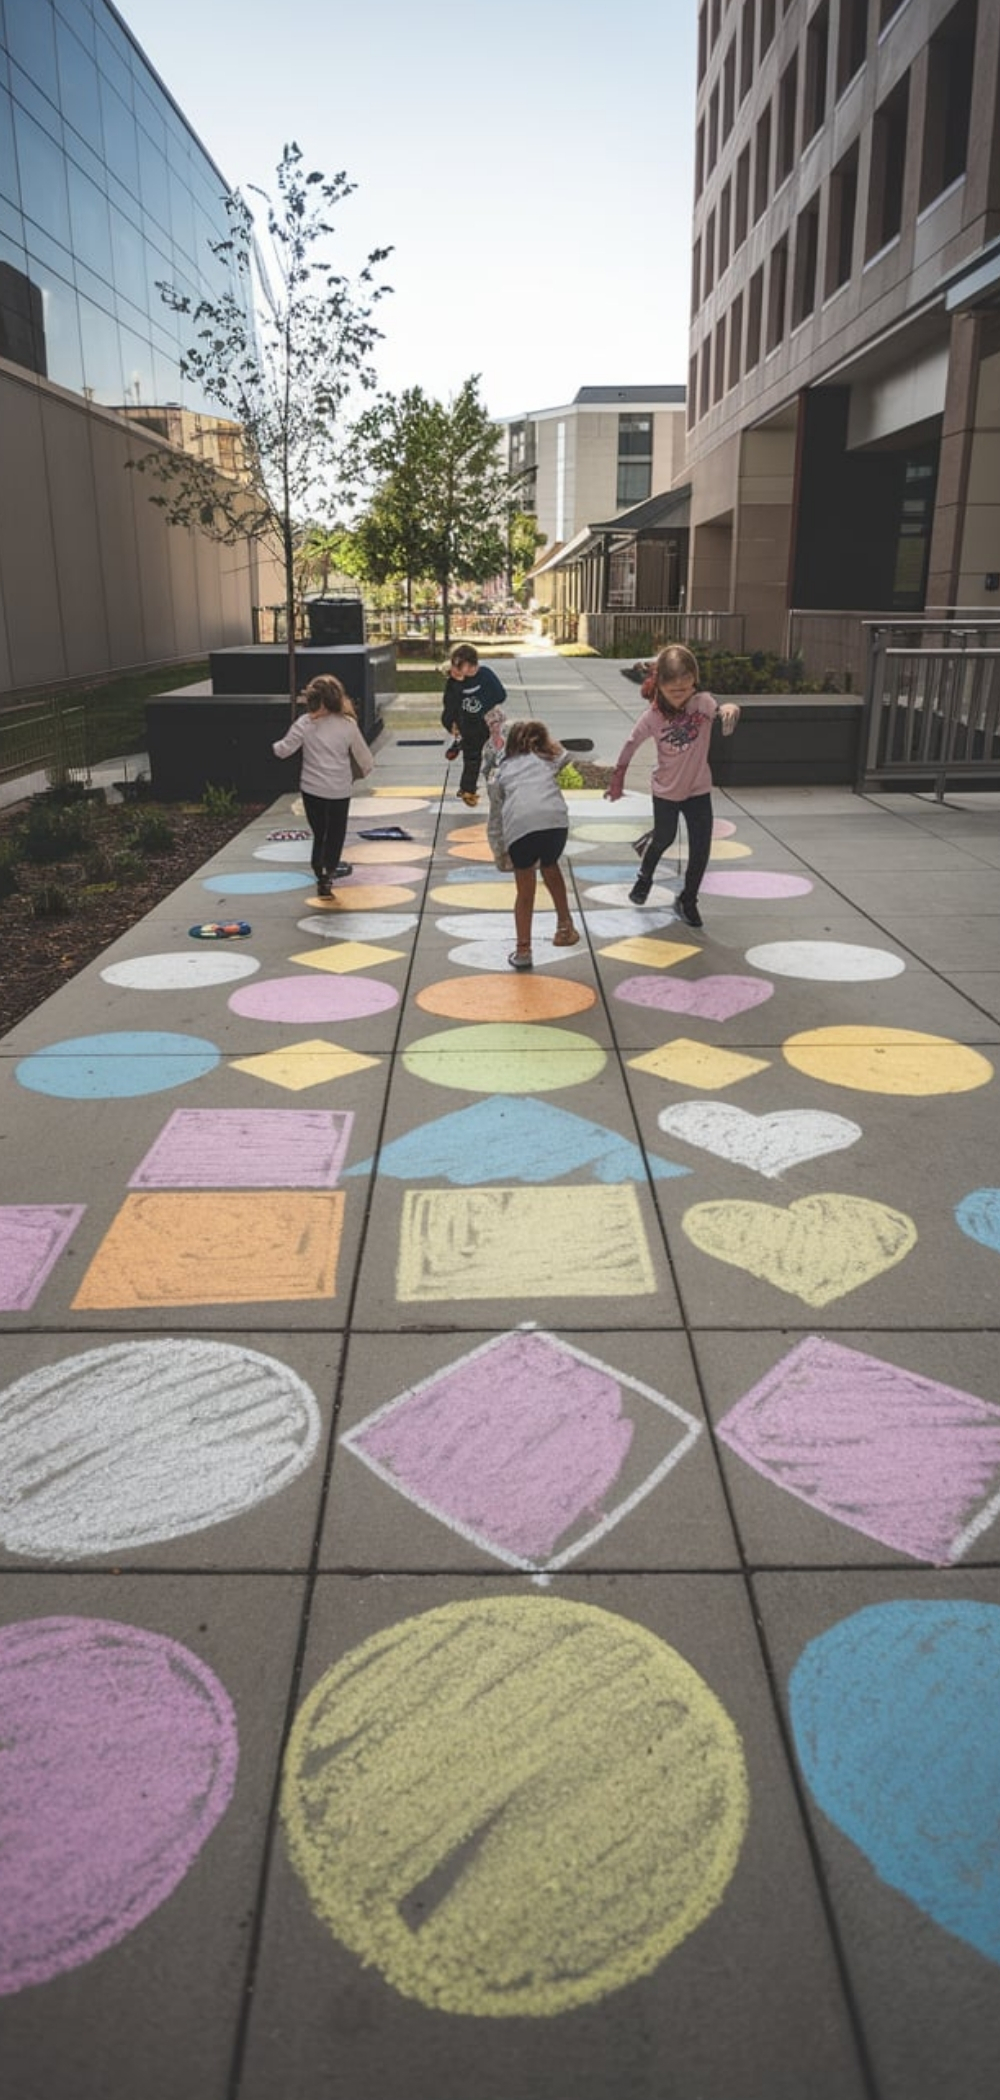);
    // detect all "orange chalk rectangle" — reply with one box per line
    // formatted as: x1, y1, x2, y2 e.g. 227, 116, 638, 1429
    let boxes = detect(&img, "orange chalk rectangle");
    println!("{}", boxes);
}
72, 1191, 345, 1308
